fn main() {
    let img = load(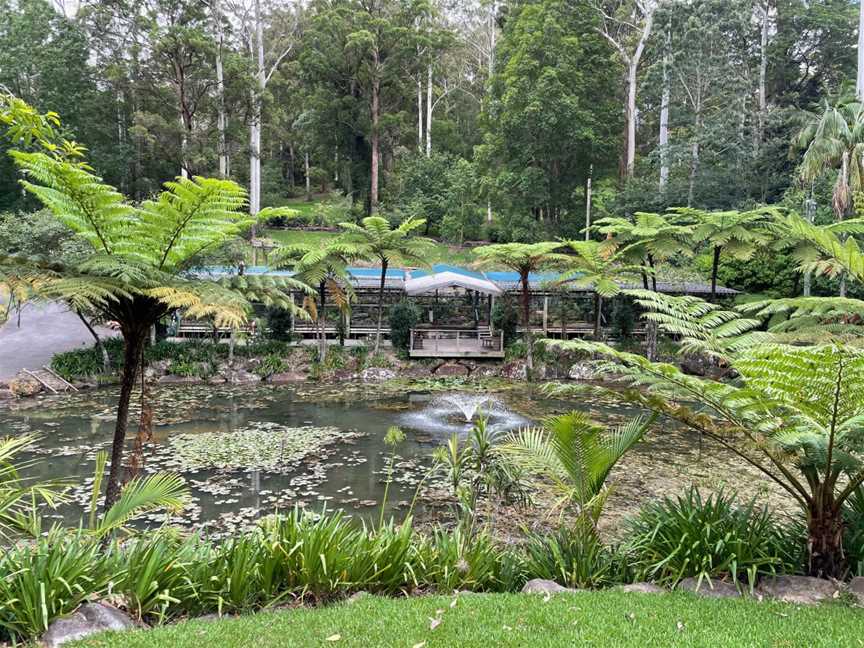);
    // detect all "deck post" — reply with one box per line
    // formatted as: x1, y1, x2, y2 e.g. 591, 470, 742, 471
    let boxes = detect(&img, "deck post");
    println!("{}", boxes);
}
543, 296, 549, 334
410, 329, 414, 350
290, 293, 295, 333
456, 330, 460, 351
